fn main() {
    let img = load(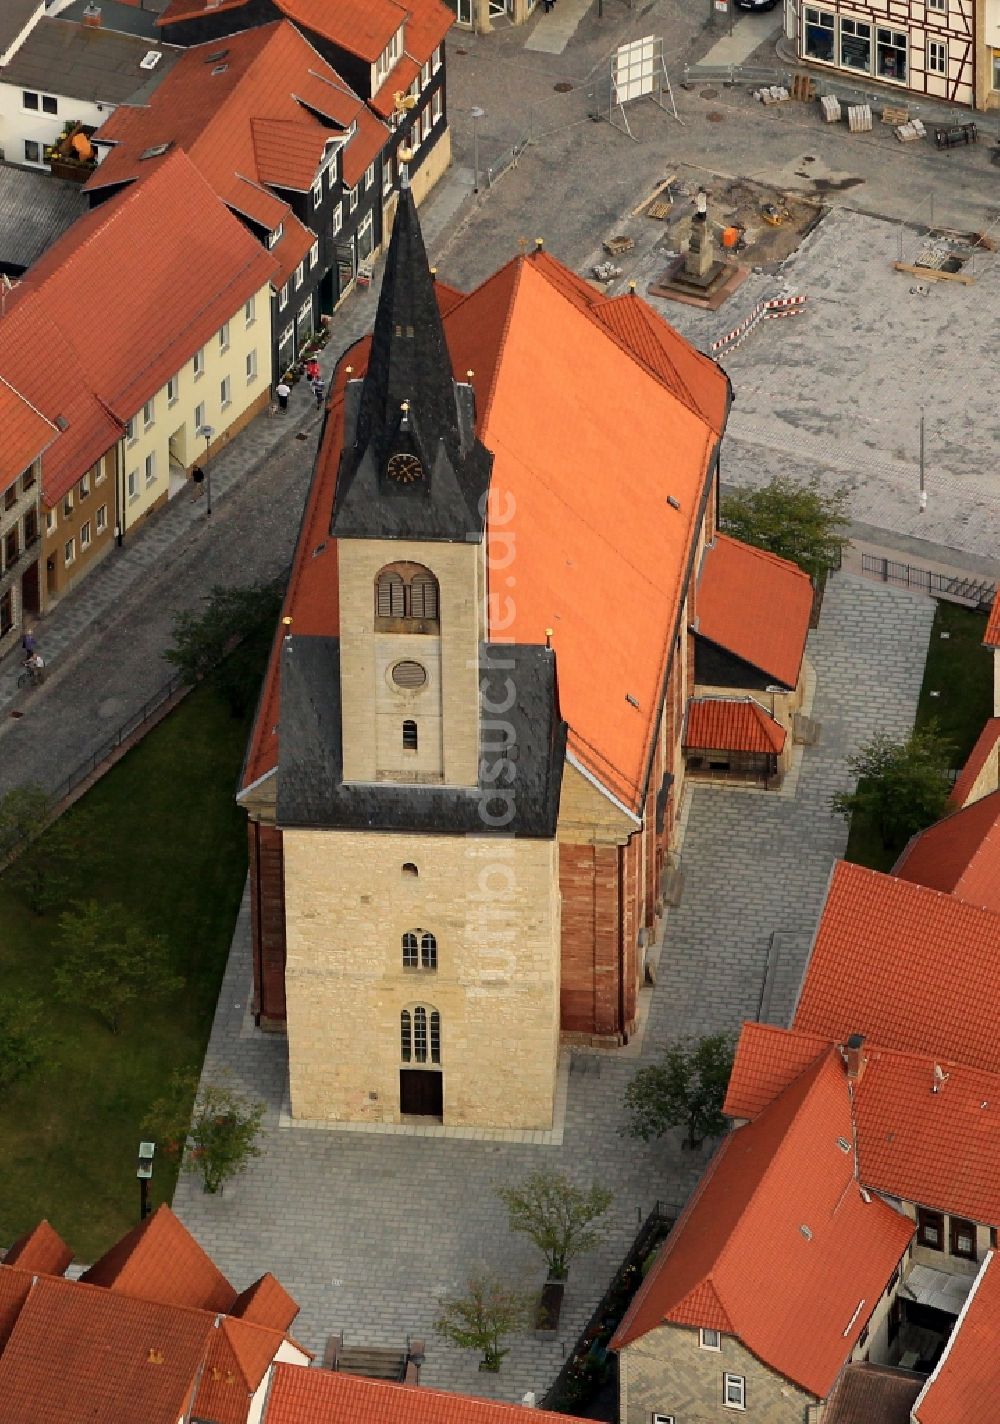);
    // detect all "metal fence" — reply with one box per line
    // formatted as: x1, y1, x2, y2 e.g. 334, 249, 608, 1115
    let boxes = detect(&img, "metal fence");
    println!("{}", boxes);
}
859, 553, 995, 609
50, 672, 186, 805
681, 62, 790, 88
